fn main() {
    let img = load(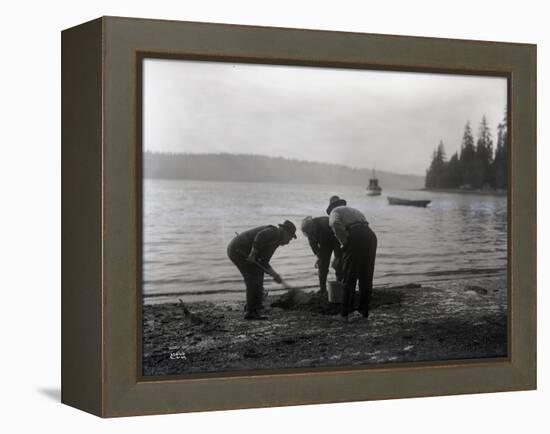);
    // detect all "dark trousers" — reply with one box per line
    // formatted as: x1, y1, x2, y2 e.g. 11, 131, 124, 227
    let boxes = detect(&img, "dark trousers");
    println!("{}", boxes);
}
341, 225, 377, 316
227, 241, 264, 314
317, 246, 343, 292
